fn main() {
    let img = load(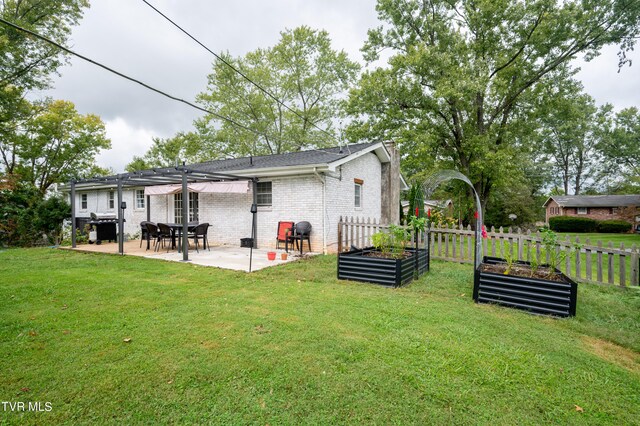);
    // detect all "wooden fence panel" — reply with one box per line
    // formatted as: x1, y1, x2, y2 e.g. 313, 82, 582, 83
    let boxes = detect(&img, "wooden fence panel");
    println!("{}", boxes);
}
337, 217, 640, 287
